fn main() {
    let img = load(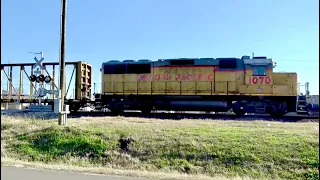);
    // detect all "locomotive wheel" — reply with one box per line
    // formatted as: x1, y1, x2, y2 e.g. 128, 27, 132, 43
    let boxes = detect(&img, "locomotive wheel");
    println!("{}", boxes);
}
111, 109, 123, 116
232, 102, 246, 116
110, 102, 124, 116
110, 107, 123, 116
141, 109, 152, 114
269, 112, 282, 118
234, 109, 246, 116
269, 110, 285, 118
68, 103, 80, 113
269, 103, 287, 118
